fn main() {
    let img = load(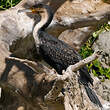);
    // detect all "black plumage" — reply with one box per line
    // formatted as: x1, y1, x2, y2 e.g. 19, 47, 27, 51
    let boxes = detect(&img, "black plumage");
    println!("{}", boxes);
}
38, 29, 103, 108
19, 3, 102, 108
34, 4, 102, 108
39, 31, 93, 83
35, 4, 94, 85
